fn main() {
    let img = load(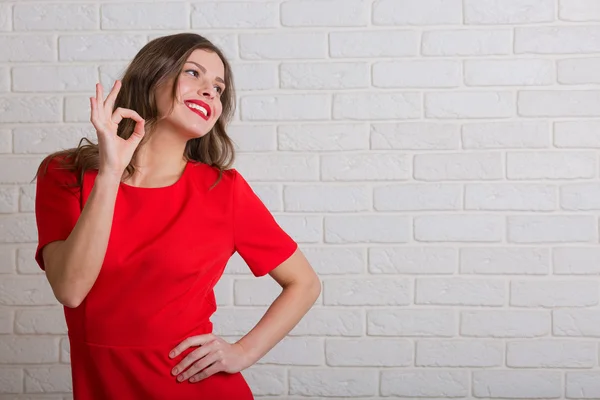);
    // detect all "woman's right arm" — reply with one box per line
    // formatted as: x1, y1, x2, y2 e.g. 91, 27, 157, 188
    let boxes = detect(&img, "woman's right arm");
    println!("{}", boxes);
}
40, 81, 146, 308
42, 172, 121, 308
